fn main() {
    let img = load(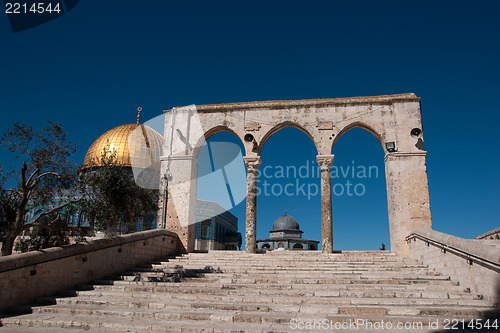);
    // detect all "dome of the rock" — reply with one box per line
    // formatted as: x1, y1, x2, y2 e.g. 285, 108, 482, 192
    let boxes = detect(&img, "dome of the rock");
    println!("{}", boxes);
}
83, 123, 163, 170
